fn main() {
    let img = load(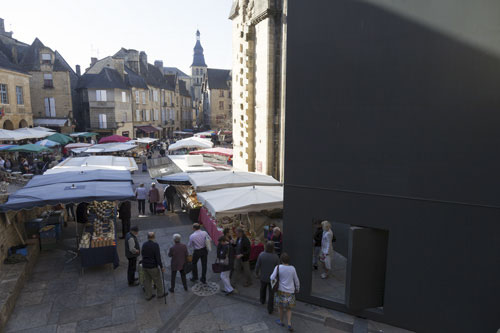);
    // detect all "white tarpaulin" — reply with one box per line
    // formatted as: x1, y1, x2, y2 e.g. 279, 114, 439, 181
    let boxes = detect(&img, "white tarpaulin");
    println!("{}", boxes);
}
71, 143, 137, 153
0, 129, 29, 141
45, 156, 138, 174
127, 138, 158, 144
197, 186, 284, 217
14, 128, 52, 139
189, 171, 280, 192
168, 137, 213, 151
